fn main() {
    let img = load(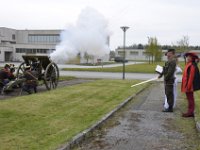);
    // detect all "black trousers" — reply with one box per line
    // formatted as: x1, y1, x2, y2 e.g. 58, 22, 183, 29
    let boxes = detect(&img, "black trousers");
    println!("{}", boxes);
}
165, 84, 174, 109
